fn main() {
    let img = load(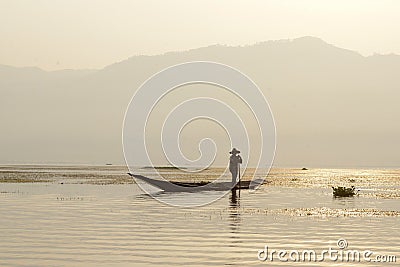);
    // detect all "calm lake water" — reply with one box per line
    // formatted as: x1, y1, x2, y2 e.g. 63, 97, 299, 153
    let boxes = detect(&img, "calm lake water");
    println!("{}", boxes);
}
0, 166, 399, 266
